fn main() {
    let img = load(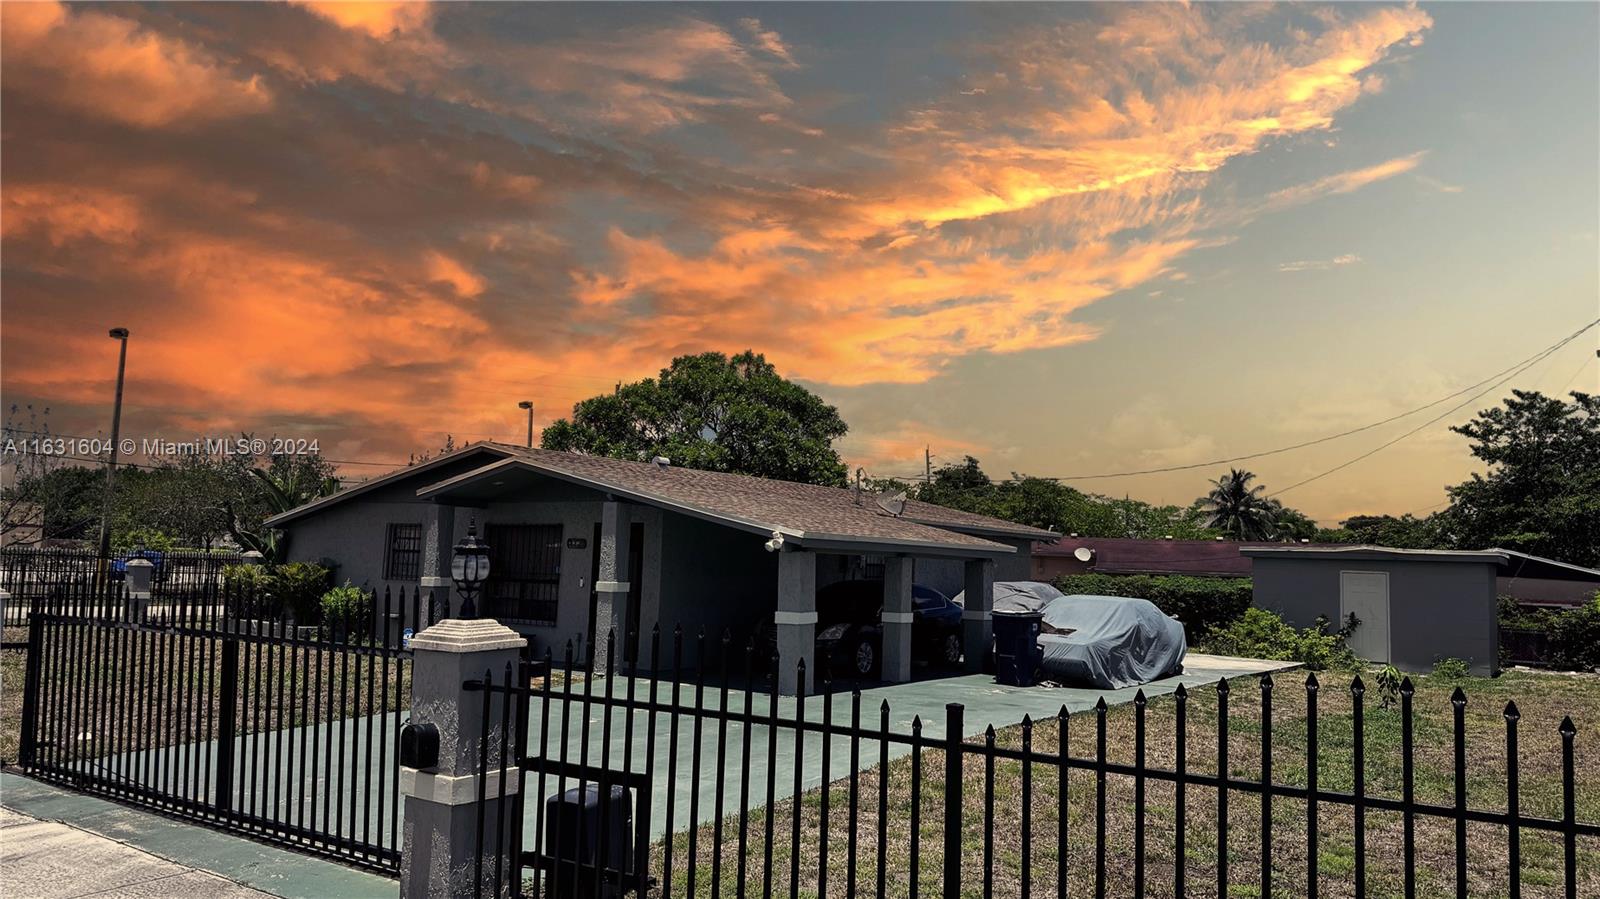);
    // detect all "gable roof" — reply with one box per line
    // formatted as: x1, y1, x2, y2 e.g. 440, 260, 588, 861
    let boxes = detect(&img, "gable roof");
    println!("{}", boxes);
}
408, 443, 1053, 557
263, 444, 521, 527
